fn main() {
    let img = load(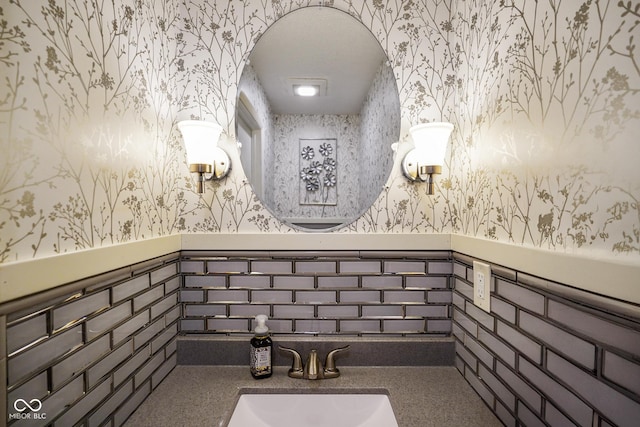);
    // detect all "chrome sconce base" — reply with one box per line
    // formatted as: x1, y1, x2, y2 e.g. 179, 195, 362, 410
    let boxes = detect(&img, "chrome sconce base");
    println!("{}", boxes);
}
188, 147, 231, 194
401, 149, 442, 195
